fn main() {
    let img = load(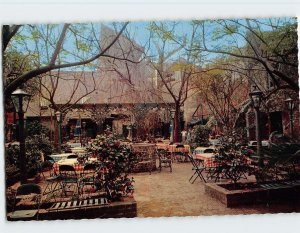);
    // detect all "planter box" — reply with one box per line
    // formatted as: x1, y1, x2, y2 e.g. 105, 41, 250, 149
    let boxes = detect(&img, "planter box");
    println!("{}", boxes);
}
205, 180, 300, 207
8, 197, 137, 221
